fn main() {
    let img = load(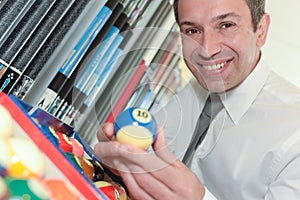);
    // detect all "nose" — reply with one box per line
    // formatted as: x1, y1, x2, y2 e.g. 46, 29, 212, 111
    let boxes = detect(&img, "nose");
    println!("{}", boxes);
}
197, 32, 221, 59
